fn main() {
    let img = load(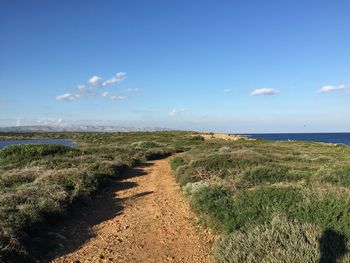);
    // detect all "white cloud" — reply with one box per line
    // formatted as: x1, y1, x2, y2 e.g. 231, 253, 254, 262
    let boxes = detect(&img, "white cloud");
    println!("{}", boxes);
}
250, 88, 280, 96
77, 85, 85, 91
123, 88, 140, 93
224, 89, 231, 93
109, 95, 126, 100
102, 72, 126, 87
56, 93, 80, 101
88, 76, 102, 86
169, 108, 186, 116
100, 92, 126, 101
56, 71, 129, 102
318, 84, 350, 93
